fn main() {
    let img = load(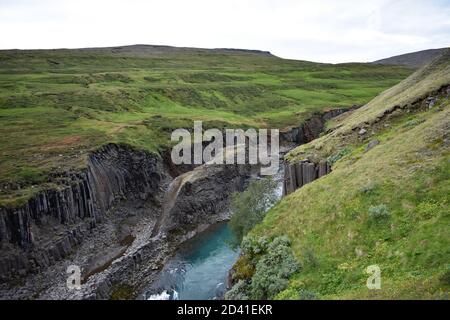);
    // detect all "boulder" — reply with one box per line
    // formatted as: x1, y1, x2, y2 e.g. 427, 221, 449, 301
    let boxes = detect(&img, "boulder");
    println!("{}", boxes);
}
365, 139, 380, 152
